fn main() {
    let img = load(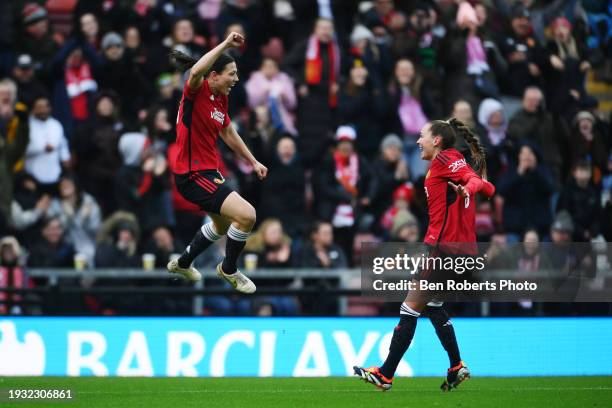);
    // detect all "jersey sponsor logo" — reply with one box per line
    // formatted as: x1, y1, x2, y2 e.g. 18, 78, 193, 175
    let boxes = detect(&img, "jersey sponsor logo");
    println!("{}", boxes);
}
448, 158, 467, 173
210, 107, 225, 125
